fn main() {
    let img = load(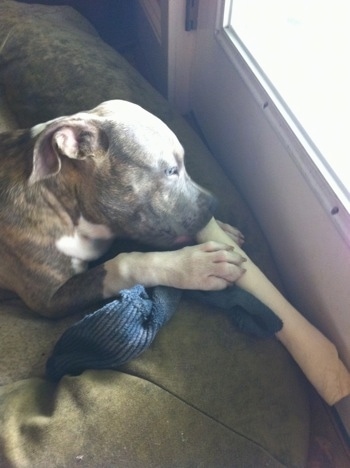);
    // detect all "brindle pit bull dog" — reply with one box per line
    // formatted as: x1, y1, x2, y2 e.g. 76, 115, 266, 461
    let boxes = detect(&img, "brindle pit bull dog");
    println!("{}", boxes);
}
0, 100, 246, 318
